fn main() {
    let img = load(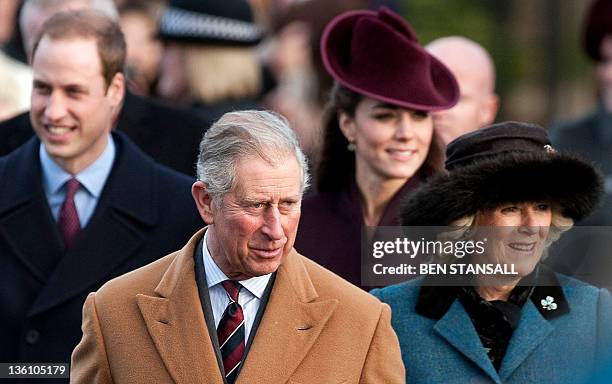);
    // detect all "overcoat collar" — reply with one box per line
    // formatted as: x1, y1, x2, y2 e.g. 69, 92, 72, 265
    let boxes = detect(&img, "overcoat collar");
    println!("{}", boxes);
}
417, 265, 569, 383
0, 132, 160, 316
136, 228, 338, 384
